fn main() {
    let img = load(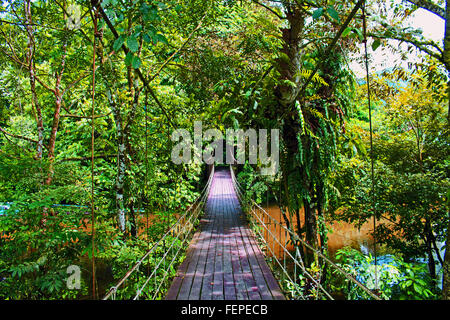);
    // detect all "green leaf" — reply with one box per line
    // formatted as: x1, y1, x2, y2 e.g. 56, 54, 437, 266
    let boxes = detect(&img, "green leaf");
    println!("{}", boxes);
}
372, 39, 381, 51
327, 7, 340, 22
352, 28, 364, 41
157, 2, 167, 9
133, 24, 143, 36
131, 56, 142, 69
127, 36, 139, 53
124, 51, 133, 66
155, 33, 168, 45
342, 27, 352, 38
312, 8, 324, 20
143, 33, 152, 44
141, 4, 159, 22
113, 35, 125, 52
